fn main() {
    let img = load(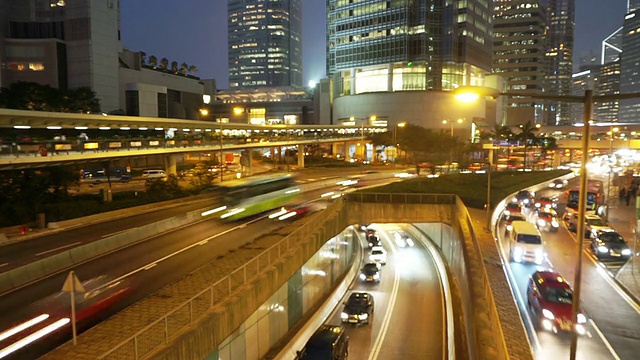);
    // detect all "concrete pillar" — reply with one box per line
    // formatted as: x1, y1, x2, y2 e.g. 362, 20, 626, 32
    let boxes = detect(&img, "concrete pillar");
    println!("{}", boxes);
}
387, 63, 393, 92
164, 154, 177, 177
297, 144, 305, 169
350, 68, 356, 95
